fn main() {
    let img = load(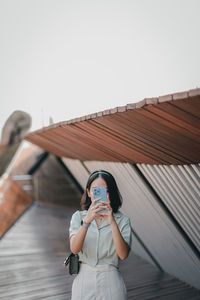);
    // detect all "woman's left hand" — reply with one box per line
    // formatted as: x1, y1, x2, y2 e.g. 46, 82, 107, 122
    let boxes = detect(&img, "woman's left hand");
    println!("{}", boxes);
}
99, 200, 115, 225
